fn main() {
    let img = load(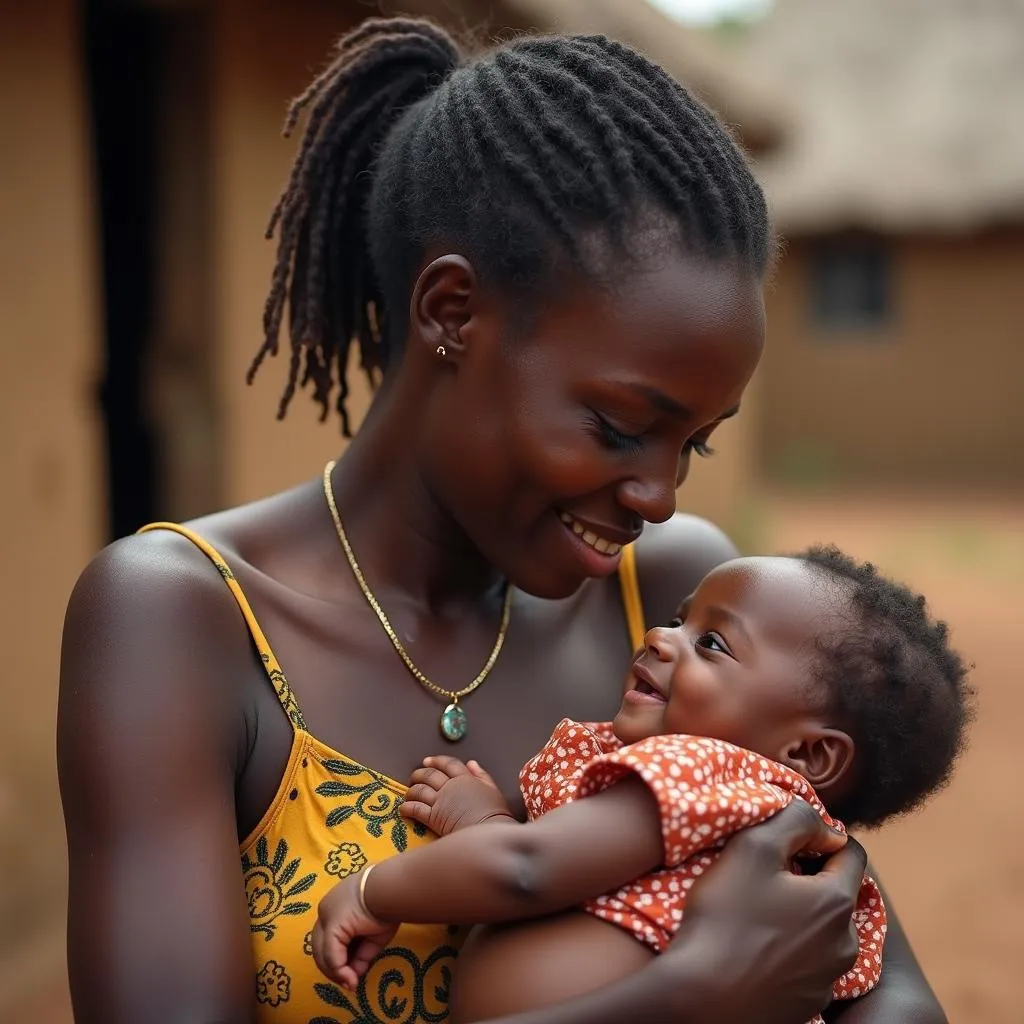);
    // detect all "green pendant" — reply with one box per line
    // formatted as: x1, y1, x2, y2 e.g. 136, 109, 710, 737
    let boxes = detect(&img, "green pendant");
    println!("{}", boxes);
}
440, 702, 467, 742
